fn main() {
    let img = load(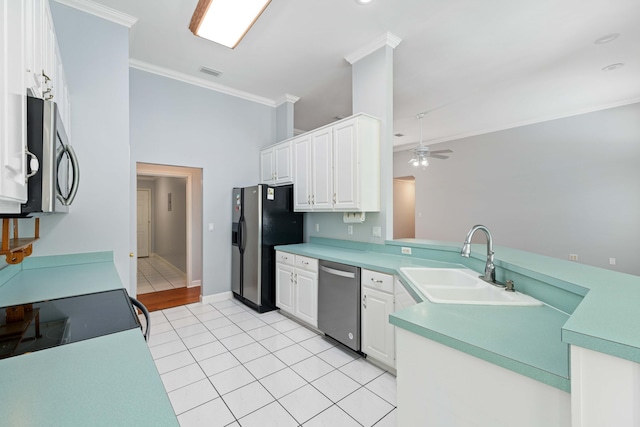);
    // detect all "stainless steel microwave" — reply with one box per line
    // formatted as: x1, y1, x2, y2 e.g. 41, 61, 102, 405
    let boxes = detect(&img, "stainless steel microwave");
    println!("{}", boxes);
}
20, 97, 79, 216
